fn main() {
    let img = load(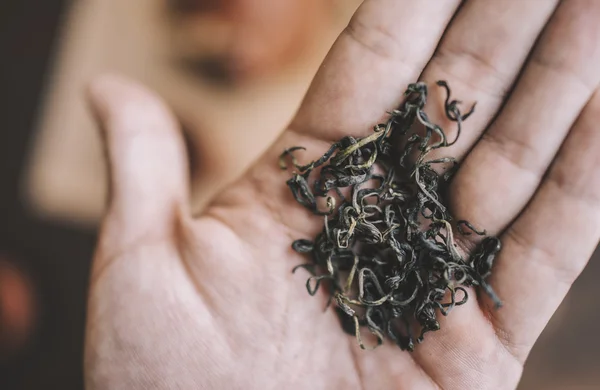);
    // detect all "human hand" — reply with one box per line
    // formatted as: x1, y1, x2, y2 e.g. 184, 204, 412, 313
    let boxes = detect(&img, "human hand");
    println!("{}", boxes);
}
84, 1, 600, 389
